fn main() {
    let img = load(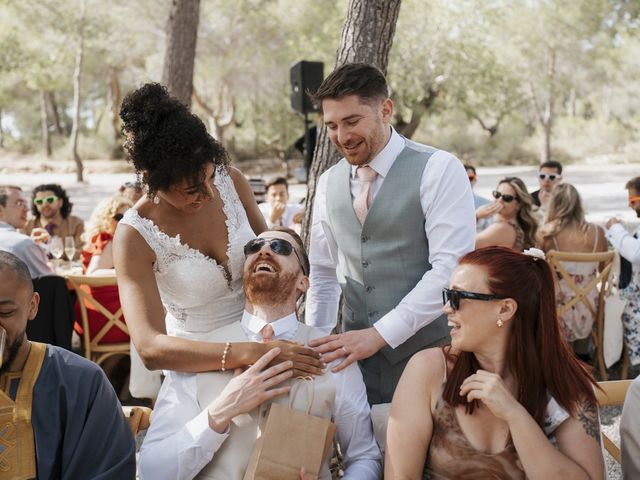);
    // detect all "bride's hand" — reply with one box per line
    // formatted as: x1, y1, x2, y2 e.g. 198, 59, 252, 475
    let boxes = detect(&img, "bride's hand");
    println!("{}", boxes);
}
264, 340, 325, 377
